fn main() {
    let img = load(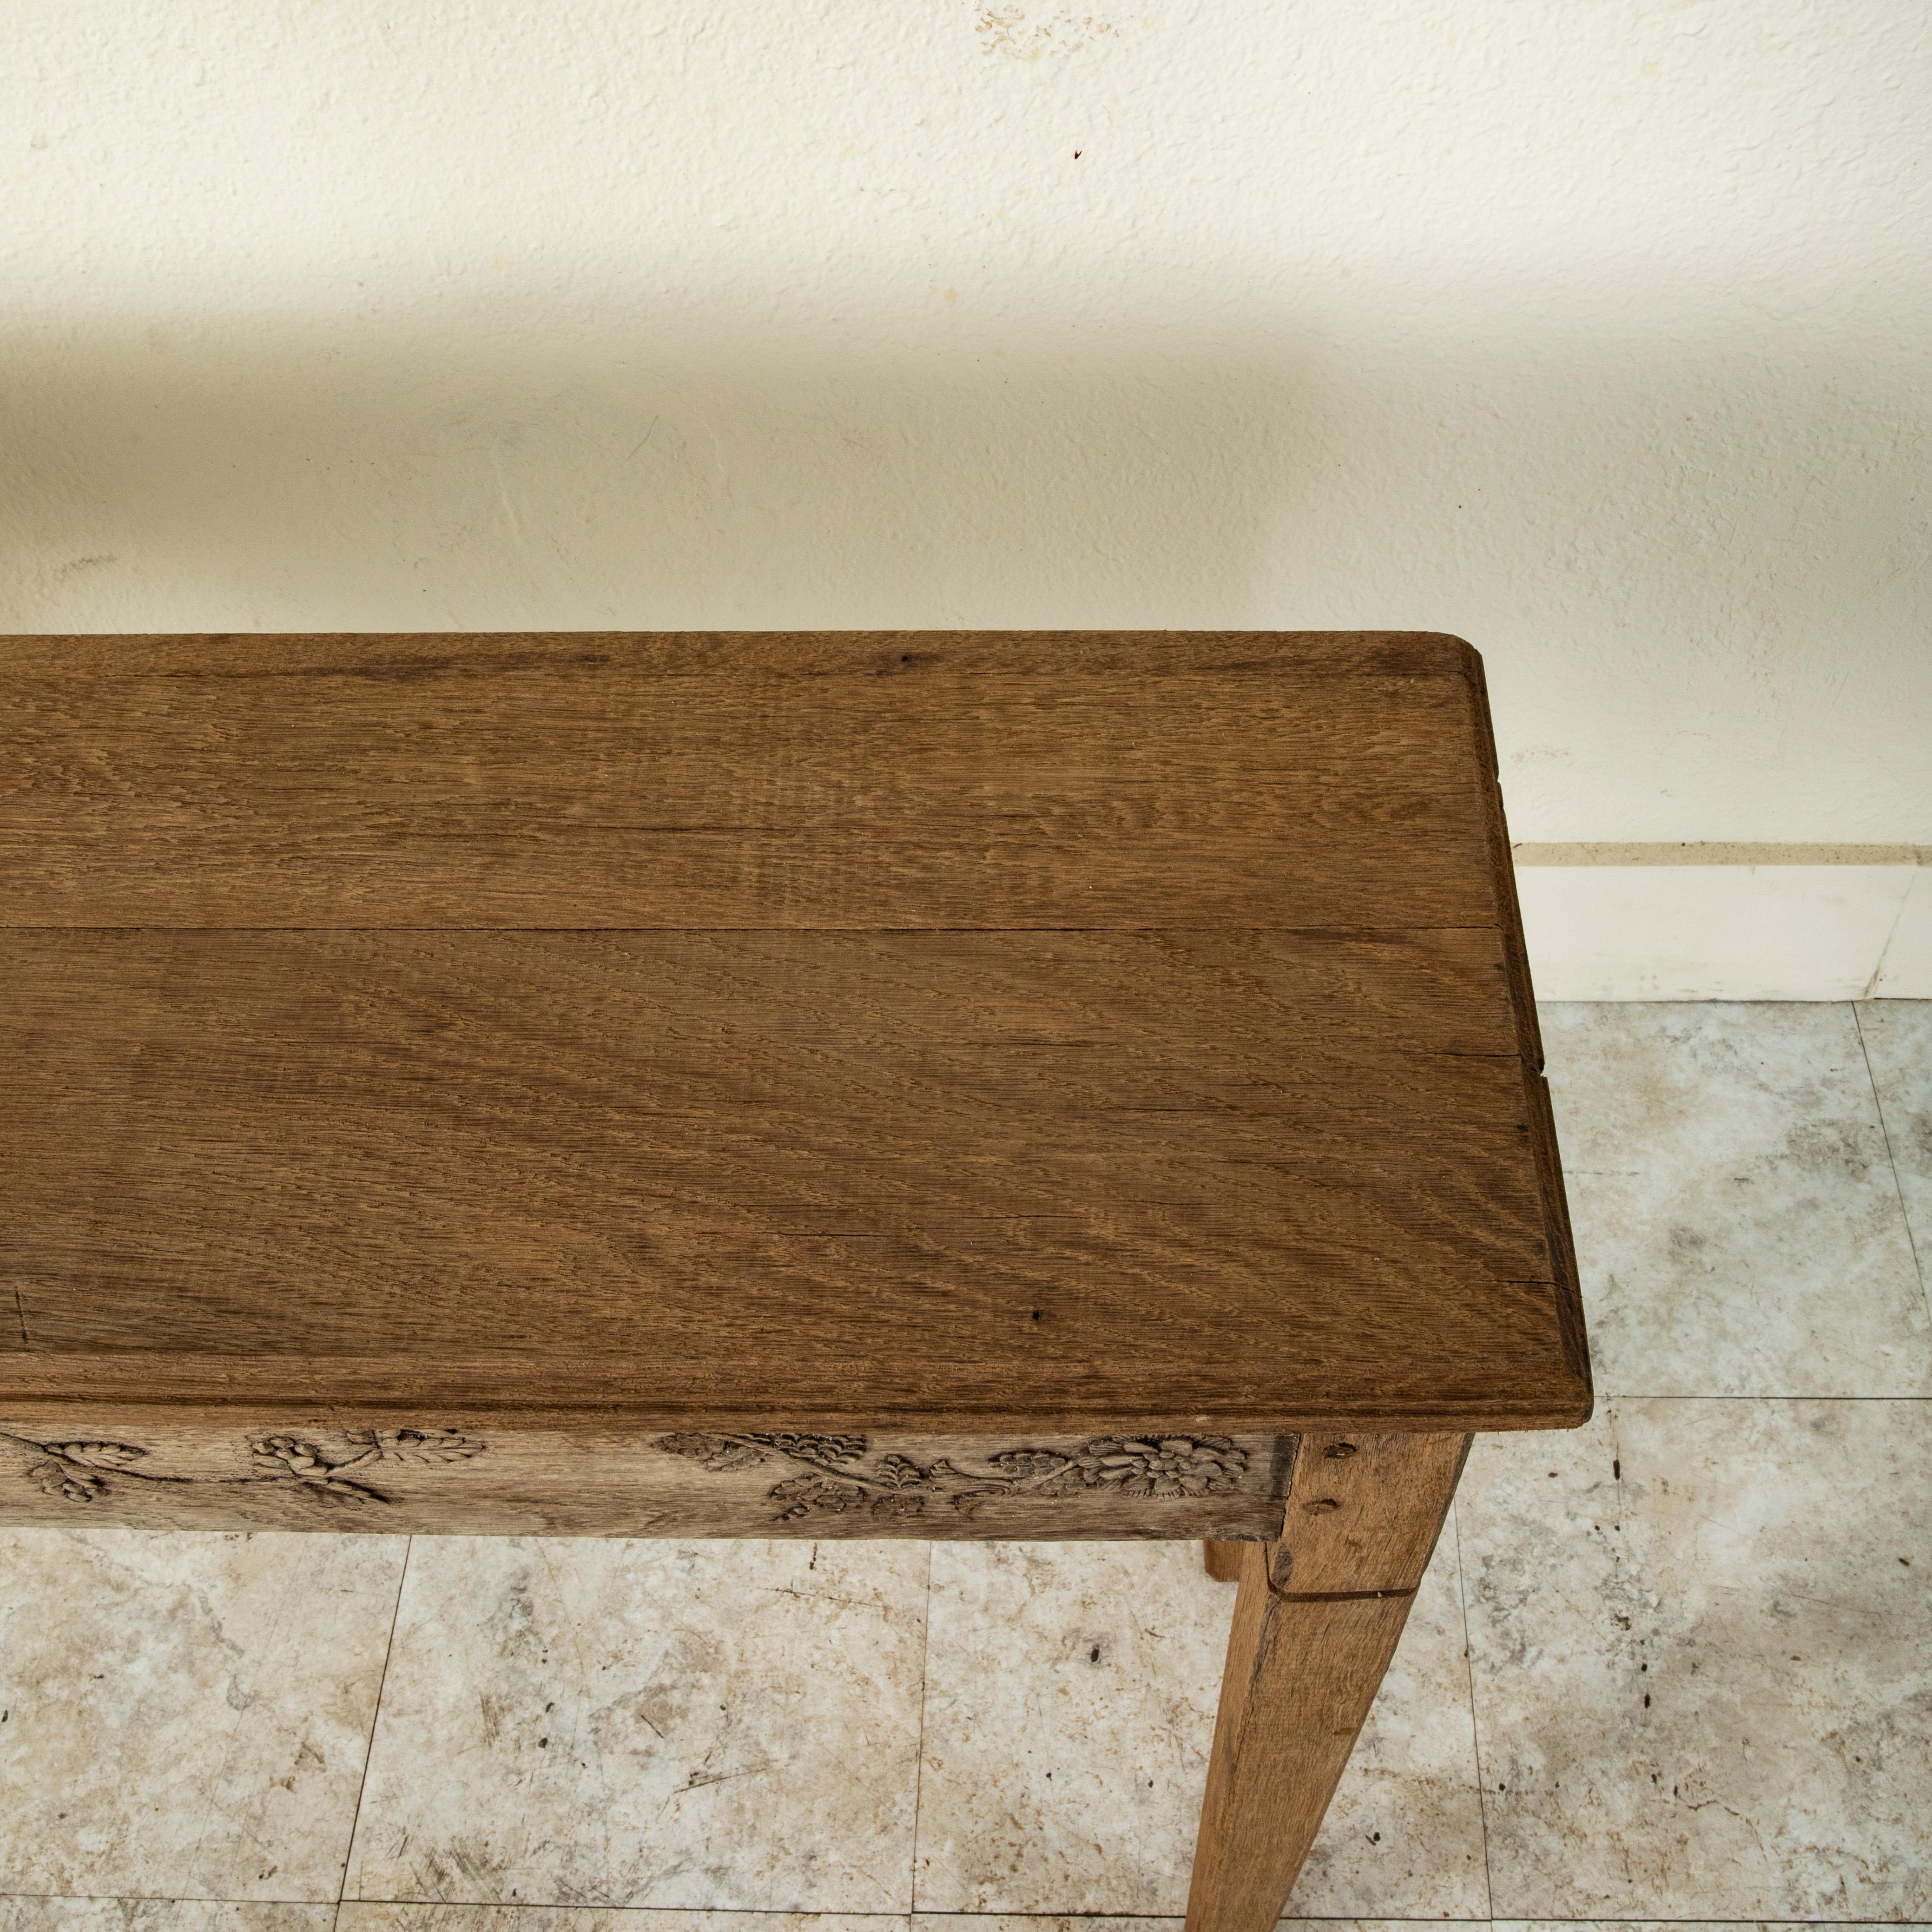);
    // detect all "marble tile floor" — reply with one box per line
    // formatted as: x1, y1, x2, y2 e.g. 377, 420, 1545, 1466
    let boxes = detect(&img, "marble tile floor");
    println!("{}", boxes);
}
2, 1003, 1928, 1930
